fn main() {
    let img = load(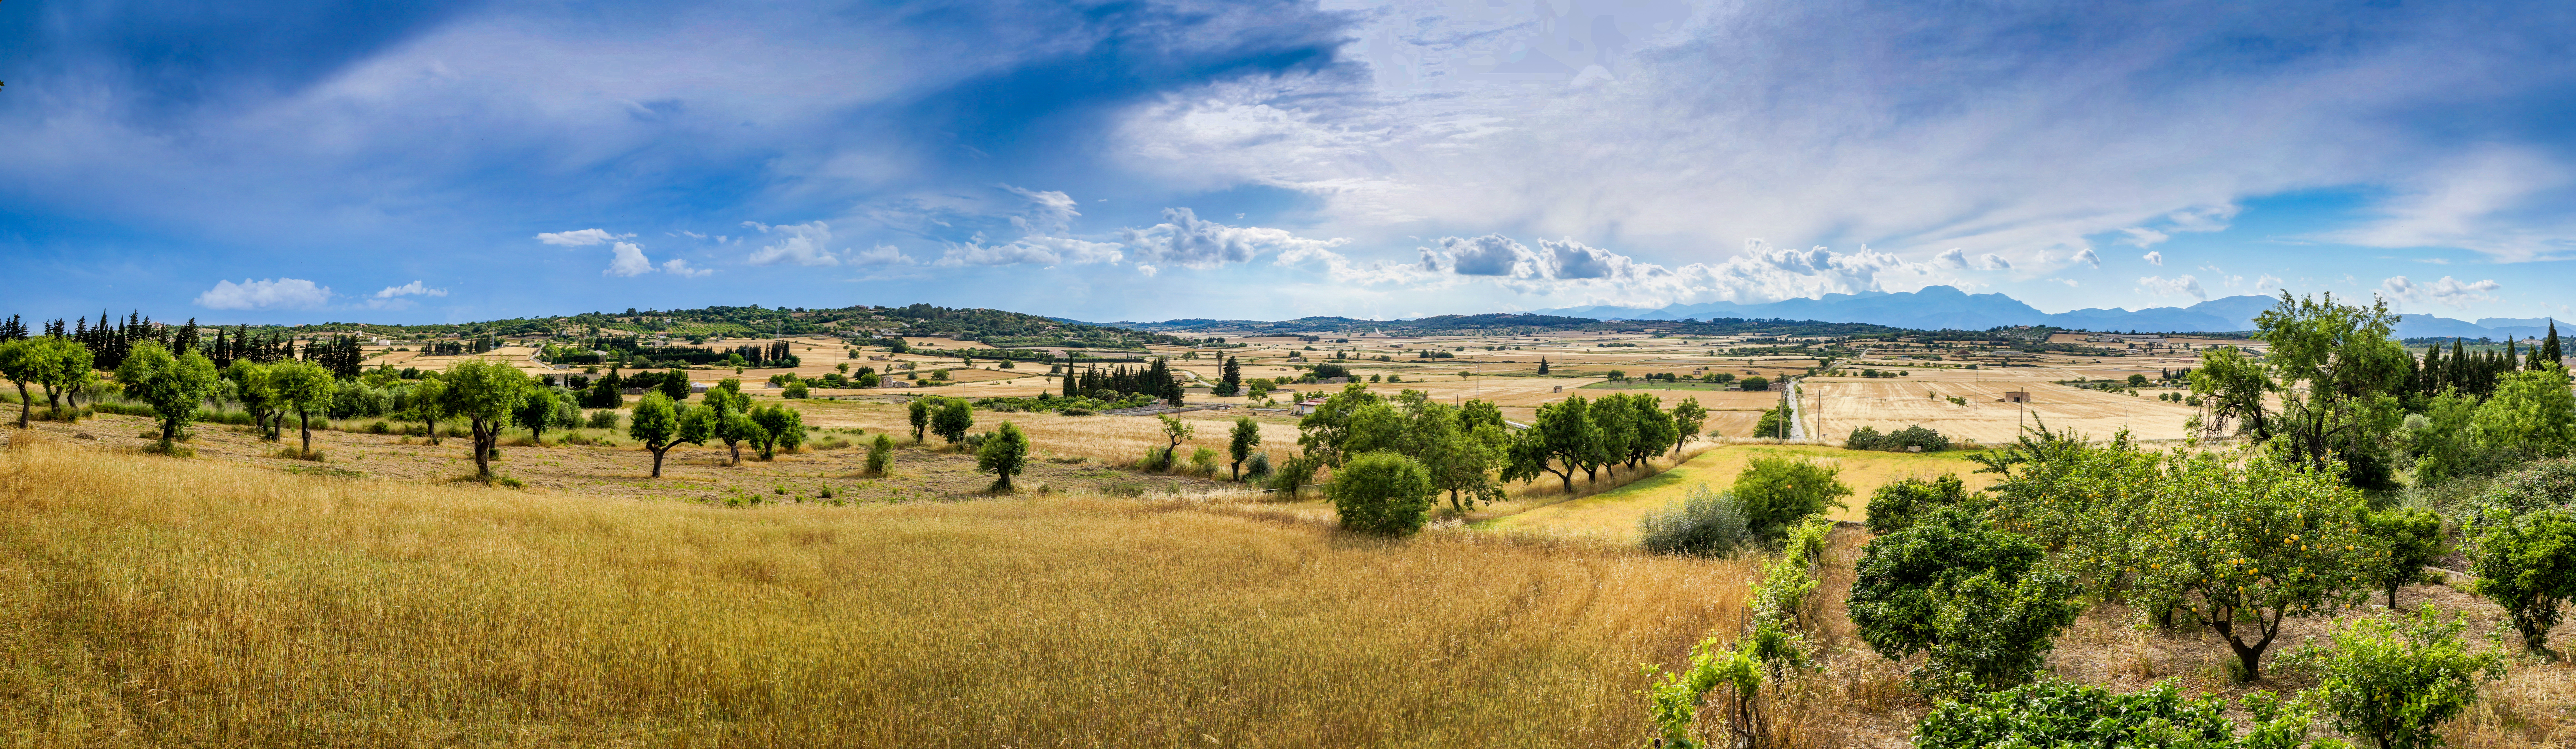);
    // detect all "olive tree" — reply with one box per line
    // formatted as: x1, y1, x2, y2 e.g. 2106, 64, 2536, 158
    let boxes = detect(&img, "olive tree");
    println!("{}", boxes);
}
1502, 394, 1599, 493
749, 403, 803, 460
975, 421, 1030, 491
408, 376, 450, 445
440, 359, 532, 480
906, 397, 930, 442
270, 359, 336, 457
223, 361, 281, 441
933, 397, 974, 444
513, 386, 577, 444
1669, 396, 1708, 455
1328, 451, 1434, 536
0, 339, 48, 428
8, 337, 95, 421
1731, 457, 1851, 541
628, 392, 710, 478
113, 342, 220, 448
